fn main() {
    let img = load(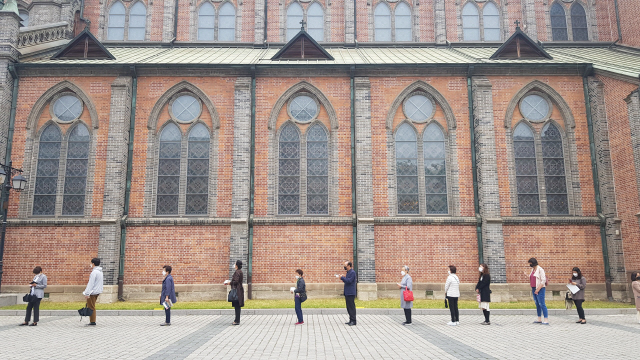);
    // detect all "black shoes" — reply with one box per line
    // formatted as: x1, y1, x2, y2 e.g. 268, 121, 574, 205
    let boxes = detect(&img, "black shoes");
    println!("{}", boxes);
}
87, 322, 96, 326
160, 323, 171, 326
402, 322, 412, 326
347, 322, 357, 326
19, 322, 28, 326
29, 323, 37, 326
